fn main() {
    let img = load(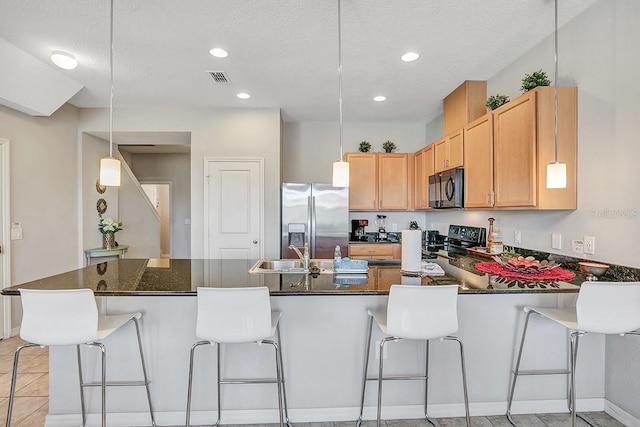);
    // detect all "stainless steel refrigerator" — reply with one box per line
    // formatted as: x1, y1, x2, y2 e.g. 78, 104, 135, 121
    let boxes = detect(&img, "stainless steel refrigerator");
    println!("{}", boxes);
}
281, 183, 349, 259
